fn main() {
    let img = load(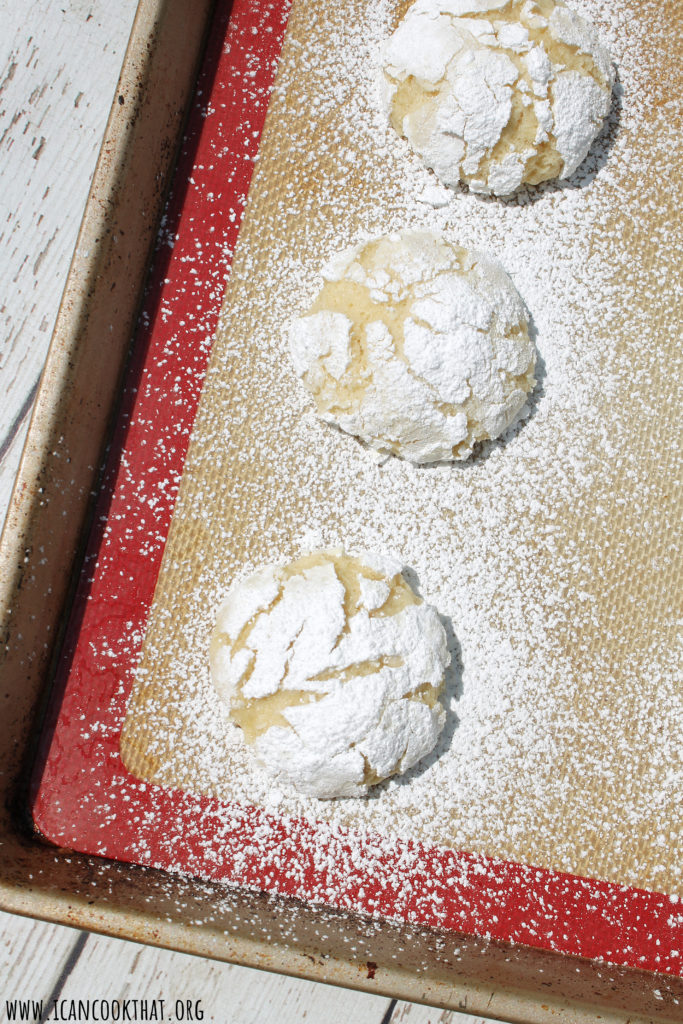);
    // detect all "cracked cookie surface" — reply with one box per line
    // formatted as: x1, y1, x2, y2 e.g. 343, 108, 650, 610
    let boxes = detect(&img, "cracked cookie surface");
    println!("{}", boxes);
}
209, 549, 449, 798
288, 230, 536, 463
380, 0, 614, 196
